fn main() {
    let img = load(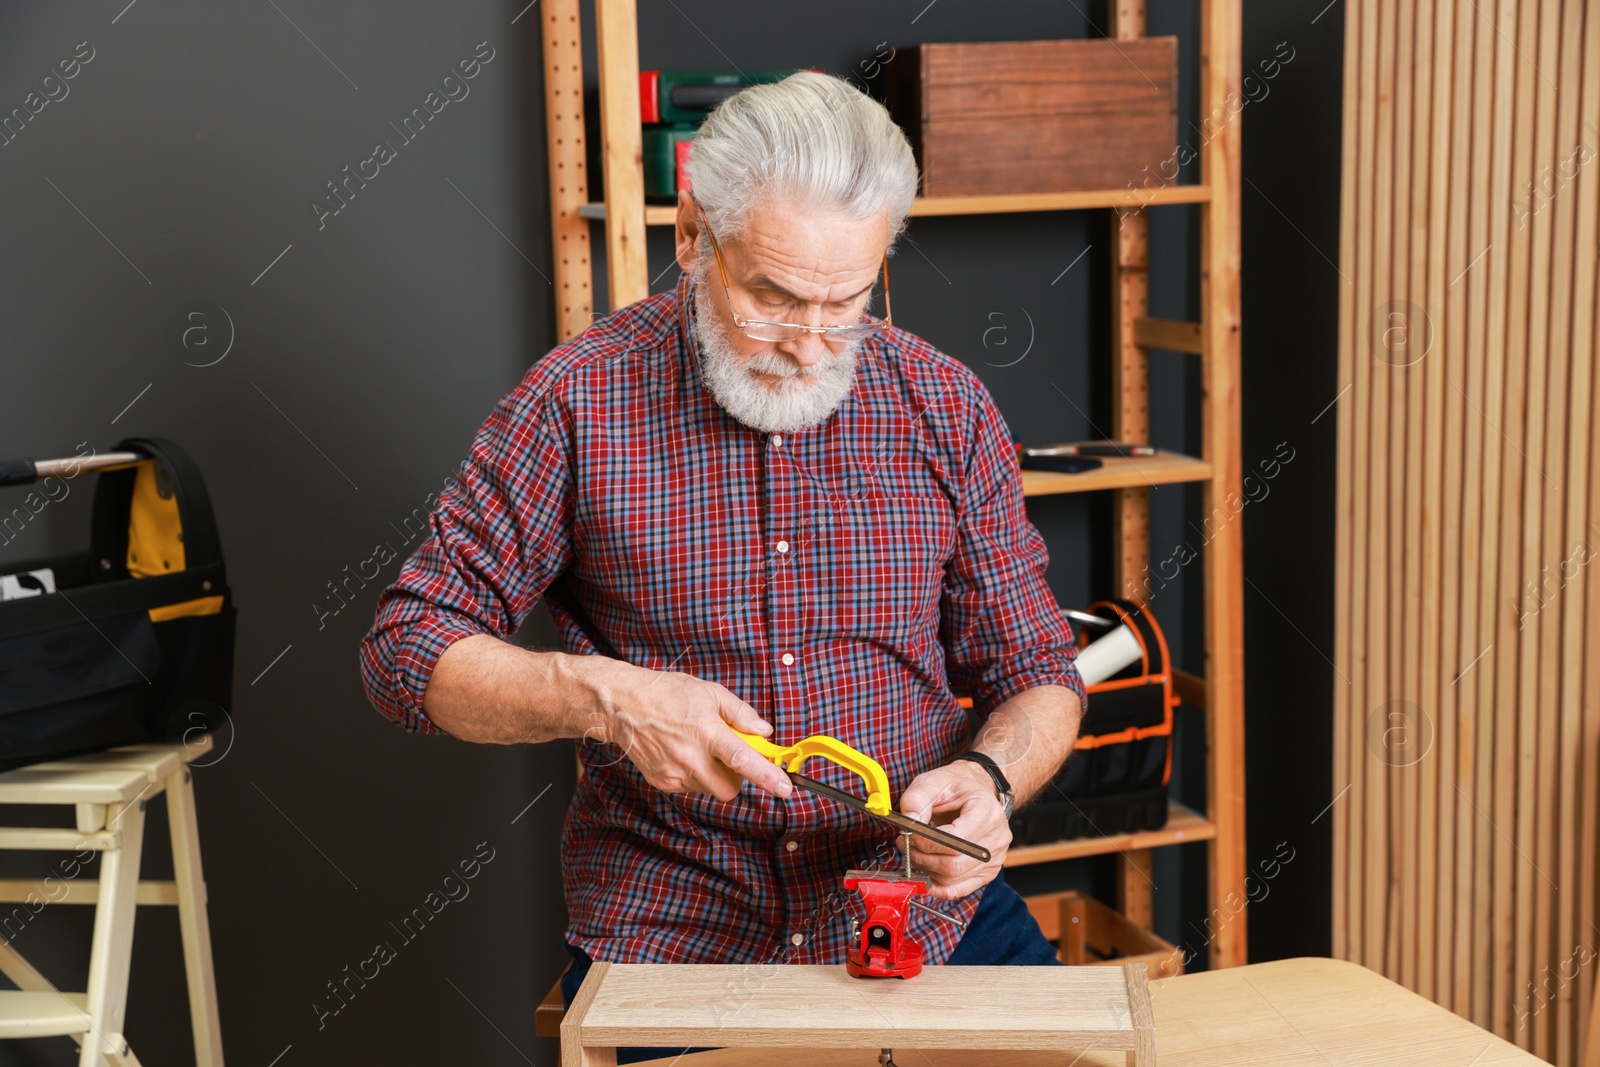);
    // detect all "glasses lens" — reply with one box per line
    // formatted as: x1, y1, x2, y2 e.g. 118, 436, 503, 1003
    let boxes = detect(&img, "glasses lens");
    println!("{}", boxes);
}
830, 321, 887, 342
740, 320, 887, 343
742, 322, 802, 342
